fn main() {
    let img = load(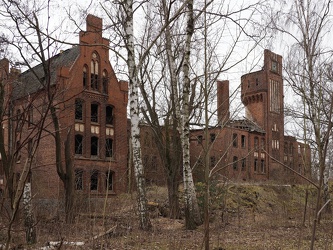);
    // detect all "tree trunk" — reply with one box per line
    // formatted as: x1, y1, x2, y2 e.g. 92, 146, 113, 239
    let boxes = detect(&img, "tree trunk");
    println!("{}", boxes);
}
166, 173, 180, 219
124, 0, 151, 231
23, 183, 36, 244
